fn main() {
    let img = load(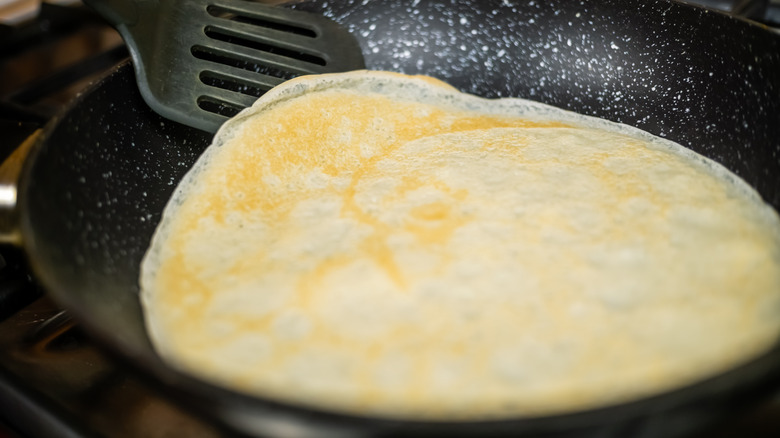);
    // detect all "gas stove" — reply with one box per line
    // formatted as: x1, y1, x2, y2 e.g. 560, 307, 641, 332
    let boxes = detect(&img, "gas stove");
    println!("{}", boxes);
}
1, 1, 780, 437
